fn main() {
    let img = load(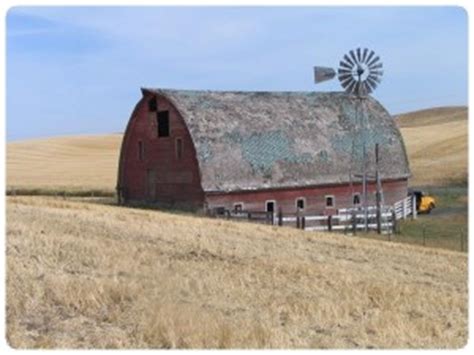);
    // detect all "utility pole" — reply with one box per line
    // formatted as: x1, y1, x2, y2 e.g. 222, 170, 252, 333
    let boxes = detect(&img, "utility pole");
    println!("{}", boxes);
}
362, 144, 368, 232
375, 144, 382, 234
